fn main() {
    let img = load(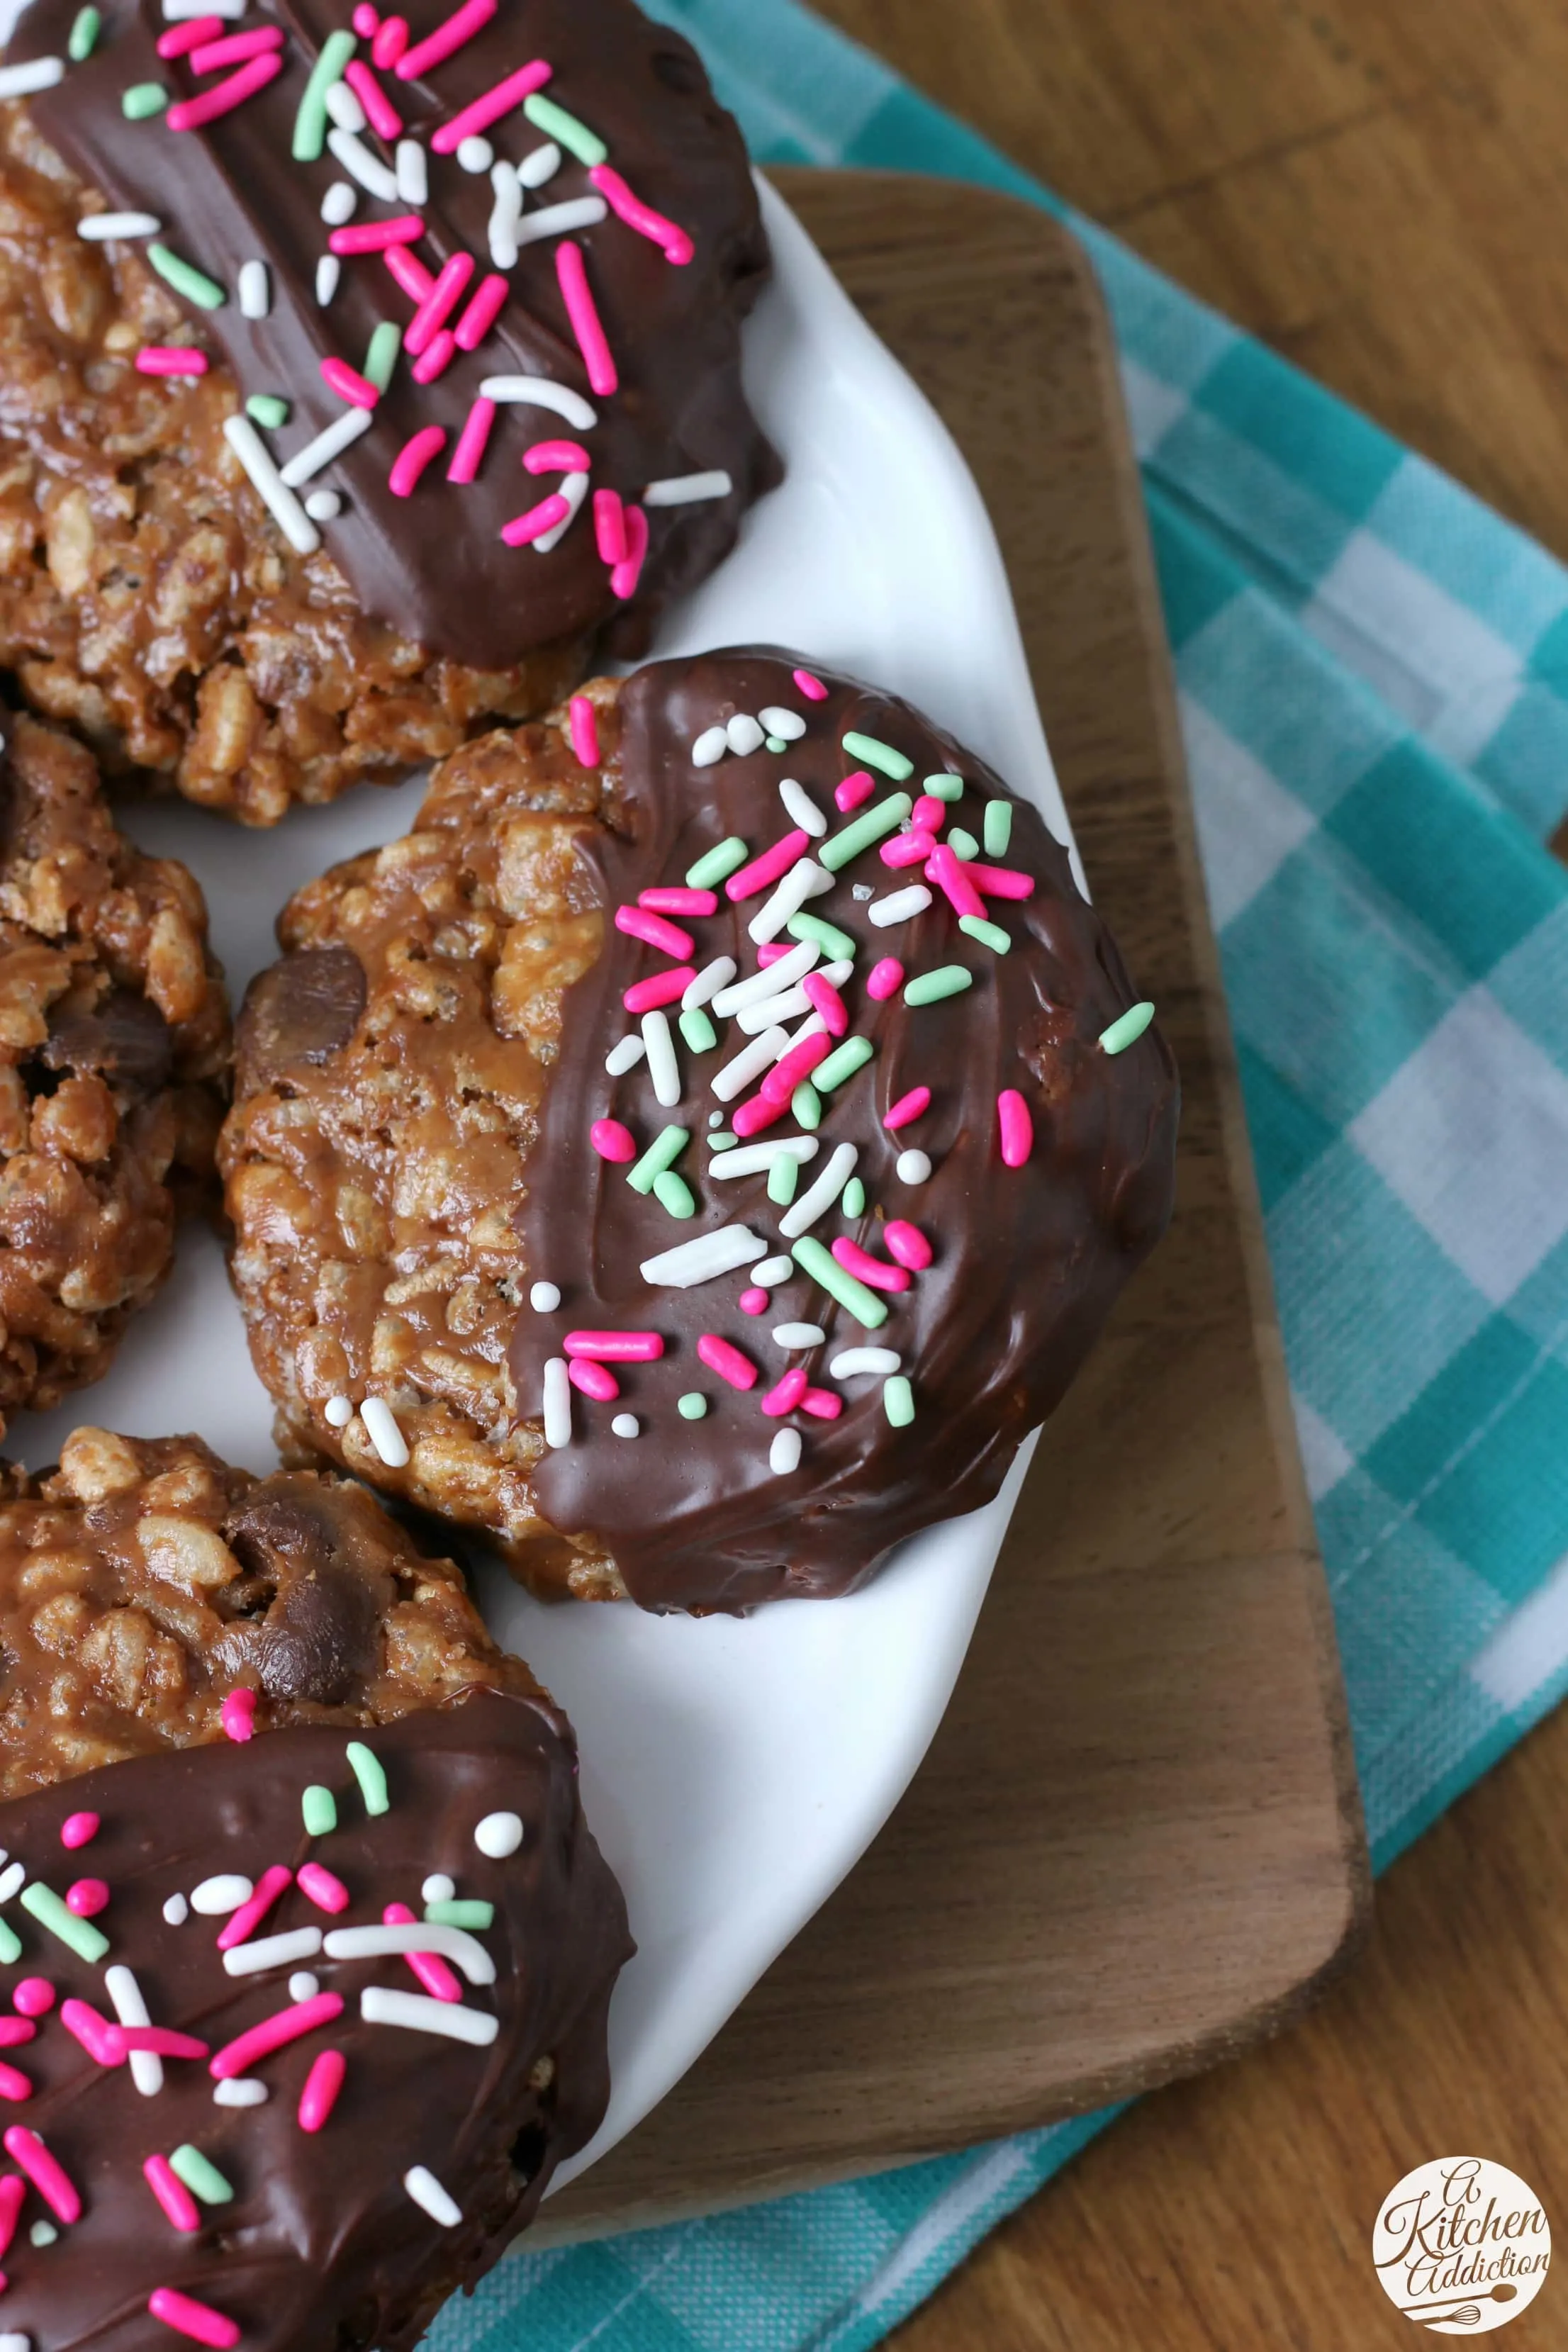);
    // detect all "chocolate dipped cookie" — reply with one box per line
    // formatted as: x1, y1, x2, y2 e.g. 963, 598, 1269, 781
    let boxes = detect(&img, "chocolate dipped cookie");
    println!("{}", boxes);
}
220, 649, 1180, 1611
0, 1426, 630, 2351
0, 0, 774, 822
